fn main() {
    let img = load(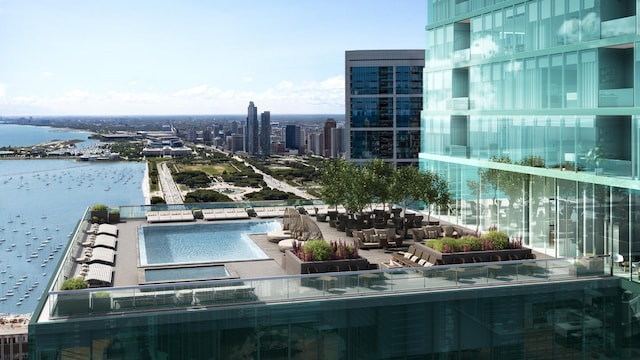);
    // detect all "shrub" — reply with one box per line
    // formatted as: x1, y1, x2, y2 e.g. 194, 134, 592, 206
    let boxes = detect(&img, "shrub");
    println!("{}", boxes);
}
91, 204, 107, 211
459, 235, 482, 252
483, 230, 509, 250
292, 239, 359, 261
61, 277, 88, 290
425, 230, 511, 252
